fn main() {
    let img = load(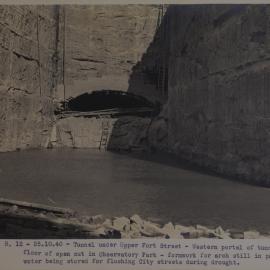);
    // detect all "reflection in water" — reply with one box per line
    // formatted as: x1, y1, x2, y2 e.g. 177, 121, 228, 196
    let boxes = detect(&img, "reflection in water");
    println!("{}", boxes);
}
0, 149, 270, 232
